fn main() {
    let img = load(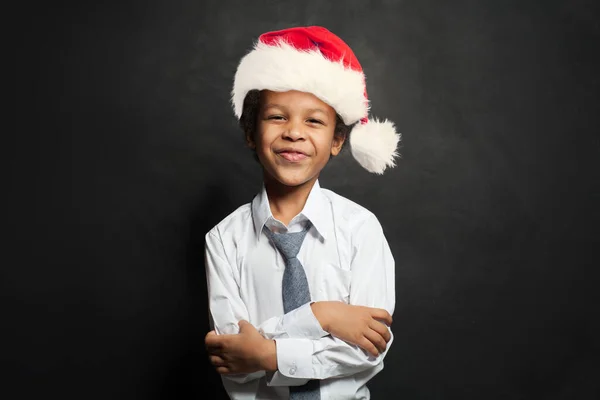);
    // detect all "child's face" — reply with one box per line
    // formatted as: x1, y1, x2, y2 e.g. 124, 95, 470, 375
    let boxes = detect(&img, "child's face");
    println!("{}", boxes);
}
248, 90, 344, 188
